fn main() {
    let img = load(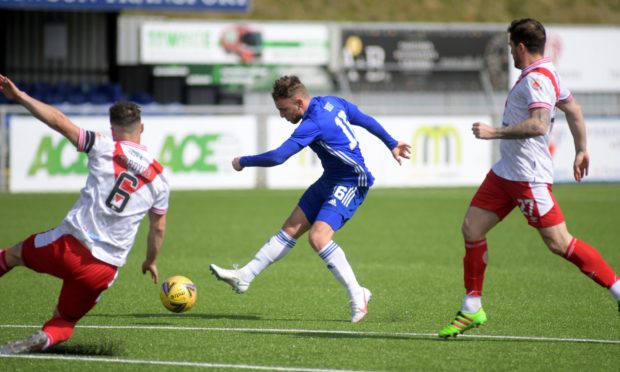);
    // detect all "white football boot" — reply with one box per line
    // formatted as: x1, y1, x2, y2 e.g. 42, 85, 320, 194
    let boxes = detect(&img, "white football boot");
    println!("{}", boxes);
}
0, 331, 49, 354
209, 264, 250, 294
350, 287, 372, 323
